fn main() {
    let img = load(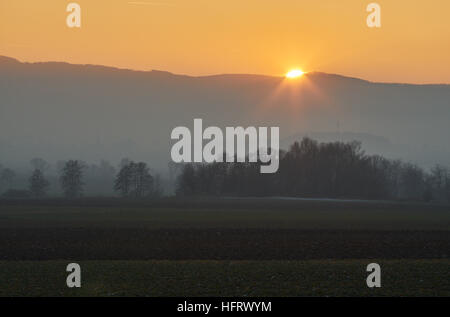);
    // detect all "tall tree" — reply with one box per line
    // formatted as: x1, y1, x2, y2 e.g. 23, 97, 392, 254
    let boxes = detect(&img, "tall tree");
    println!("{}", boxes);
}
60, 160, 84, 198
400, 163, 425, 201
176, 164, 197, 196
133, 162, 154, 198
1, 168, 16, 190
114, 161, 154, 198
152, 174, 164, 198
428, 165, 450, 202
29, 169, 50, 198
114, 163, 133, 197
